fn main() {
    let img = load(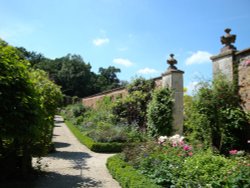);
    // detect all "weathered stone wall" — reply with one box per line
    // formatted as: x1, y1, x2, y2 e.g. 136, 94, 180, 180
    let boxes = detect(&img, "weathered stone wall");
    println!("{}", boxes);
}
236, 48, 250, 112
82, 76, 163, 108
82, 87, 127, 108
211, 50, 235, 82
211, 47, 250, 112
